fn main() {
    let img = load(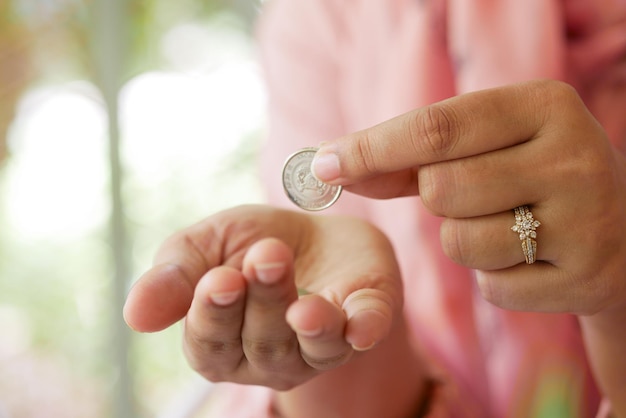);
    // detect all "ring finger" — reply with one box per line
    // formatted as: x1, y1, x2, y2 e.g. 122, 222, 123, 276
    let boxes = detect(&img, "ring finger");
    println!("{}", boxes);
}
440, 205, 559, 270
